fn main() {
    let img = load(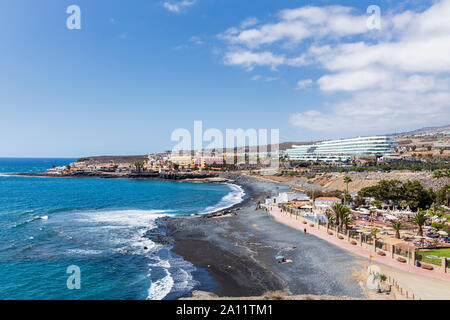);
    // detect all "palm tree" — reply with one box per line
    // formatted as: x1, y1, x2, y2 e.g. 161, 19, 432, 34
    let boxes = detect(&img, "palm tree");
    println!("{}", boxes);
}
392, 221, 404, 239
342, 212, 354, 231
331, 203, 350, 231
343, 176, 352, 191
411, 211, 428, 237
324, 209, 335, 230
342, 189, 352, 206
371, 228, 379, 240
369, 208, 377, 222
134, 161, 147, 173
